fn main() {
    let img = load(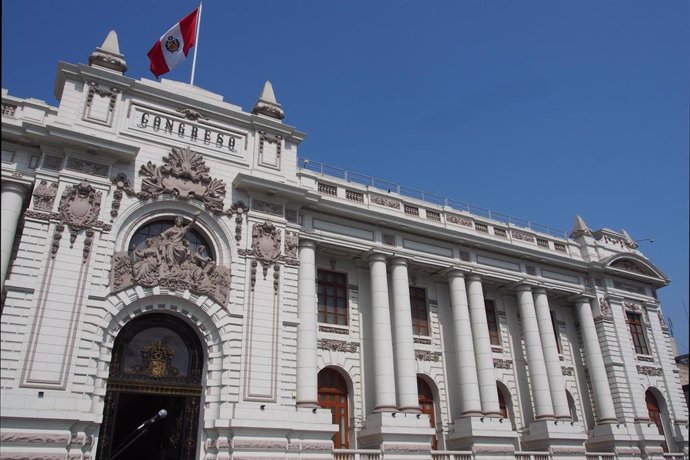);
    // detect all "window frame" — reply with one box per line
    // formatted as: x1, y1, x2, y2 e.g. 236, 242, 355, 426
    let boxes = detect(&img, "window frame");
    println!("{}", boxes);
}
409, 286, 430, 337
317, 269, 349, 326
485, 299, 501, 346
626, 311, 650, 355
